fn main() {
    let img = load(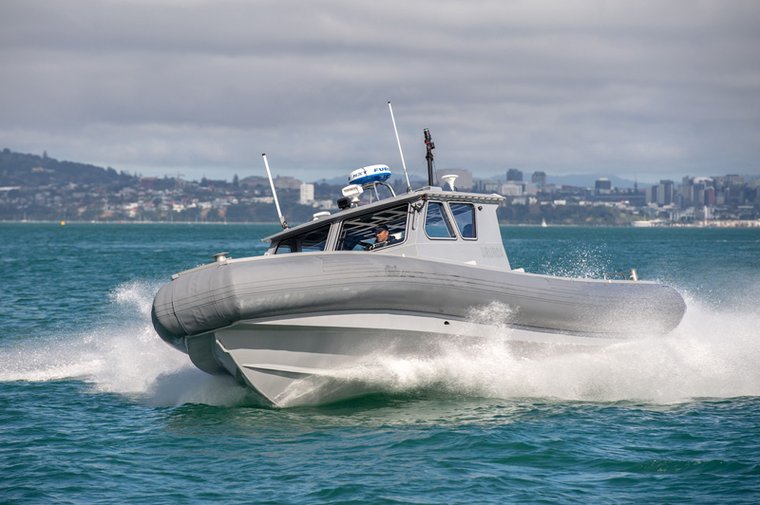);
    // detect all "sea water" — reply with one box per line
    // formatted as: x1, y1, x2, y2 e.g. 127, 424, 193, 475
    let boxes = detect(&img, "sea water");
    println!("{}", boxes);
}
1, 223, 759, 504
